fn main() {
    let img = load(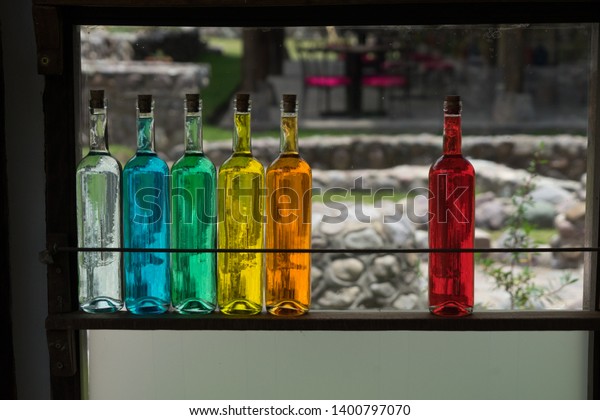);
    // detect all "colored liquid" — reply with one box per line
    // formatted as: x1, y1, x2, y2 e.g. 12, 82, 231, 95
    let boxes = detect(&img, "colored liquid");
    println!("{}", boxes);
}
171, 153, 217, 314
428, 153, 475, 317
123, 153, 171, 314
266, 155, 312, 316
76, 152, 123, 313
217, 156, 265, 315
